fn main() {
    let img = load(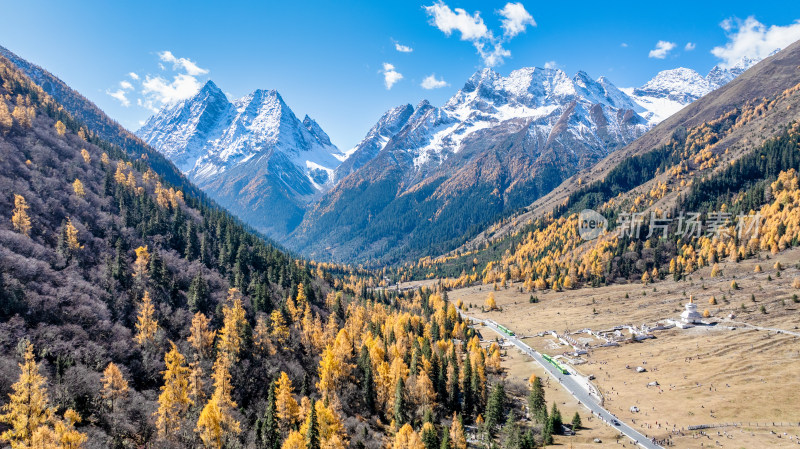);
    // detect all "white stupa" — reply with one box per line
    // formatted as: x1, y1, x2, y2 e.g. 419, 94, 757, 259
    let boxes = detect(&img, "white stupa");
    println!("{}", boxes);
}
681, 297, 703, 324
